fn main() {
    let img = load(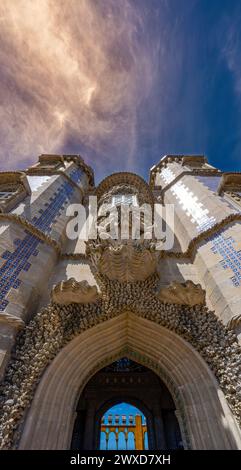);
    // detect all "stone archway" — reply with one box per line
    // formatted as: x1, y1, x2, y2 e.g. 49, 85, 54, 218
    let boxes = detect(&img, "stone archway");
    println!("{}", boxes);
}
72, 361, 180, 450
18, 313, 241, 450
94, 396, 155, 451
